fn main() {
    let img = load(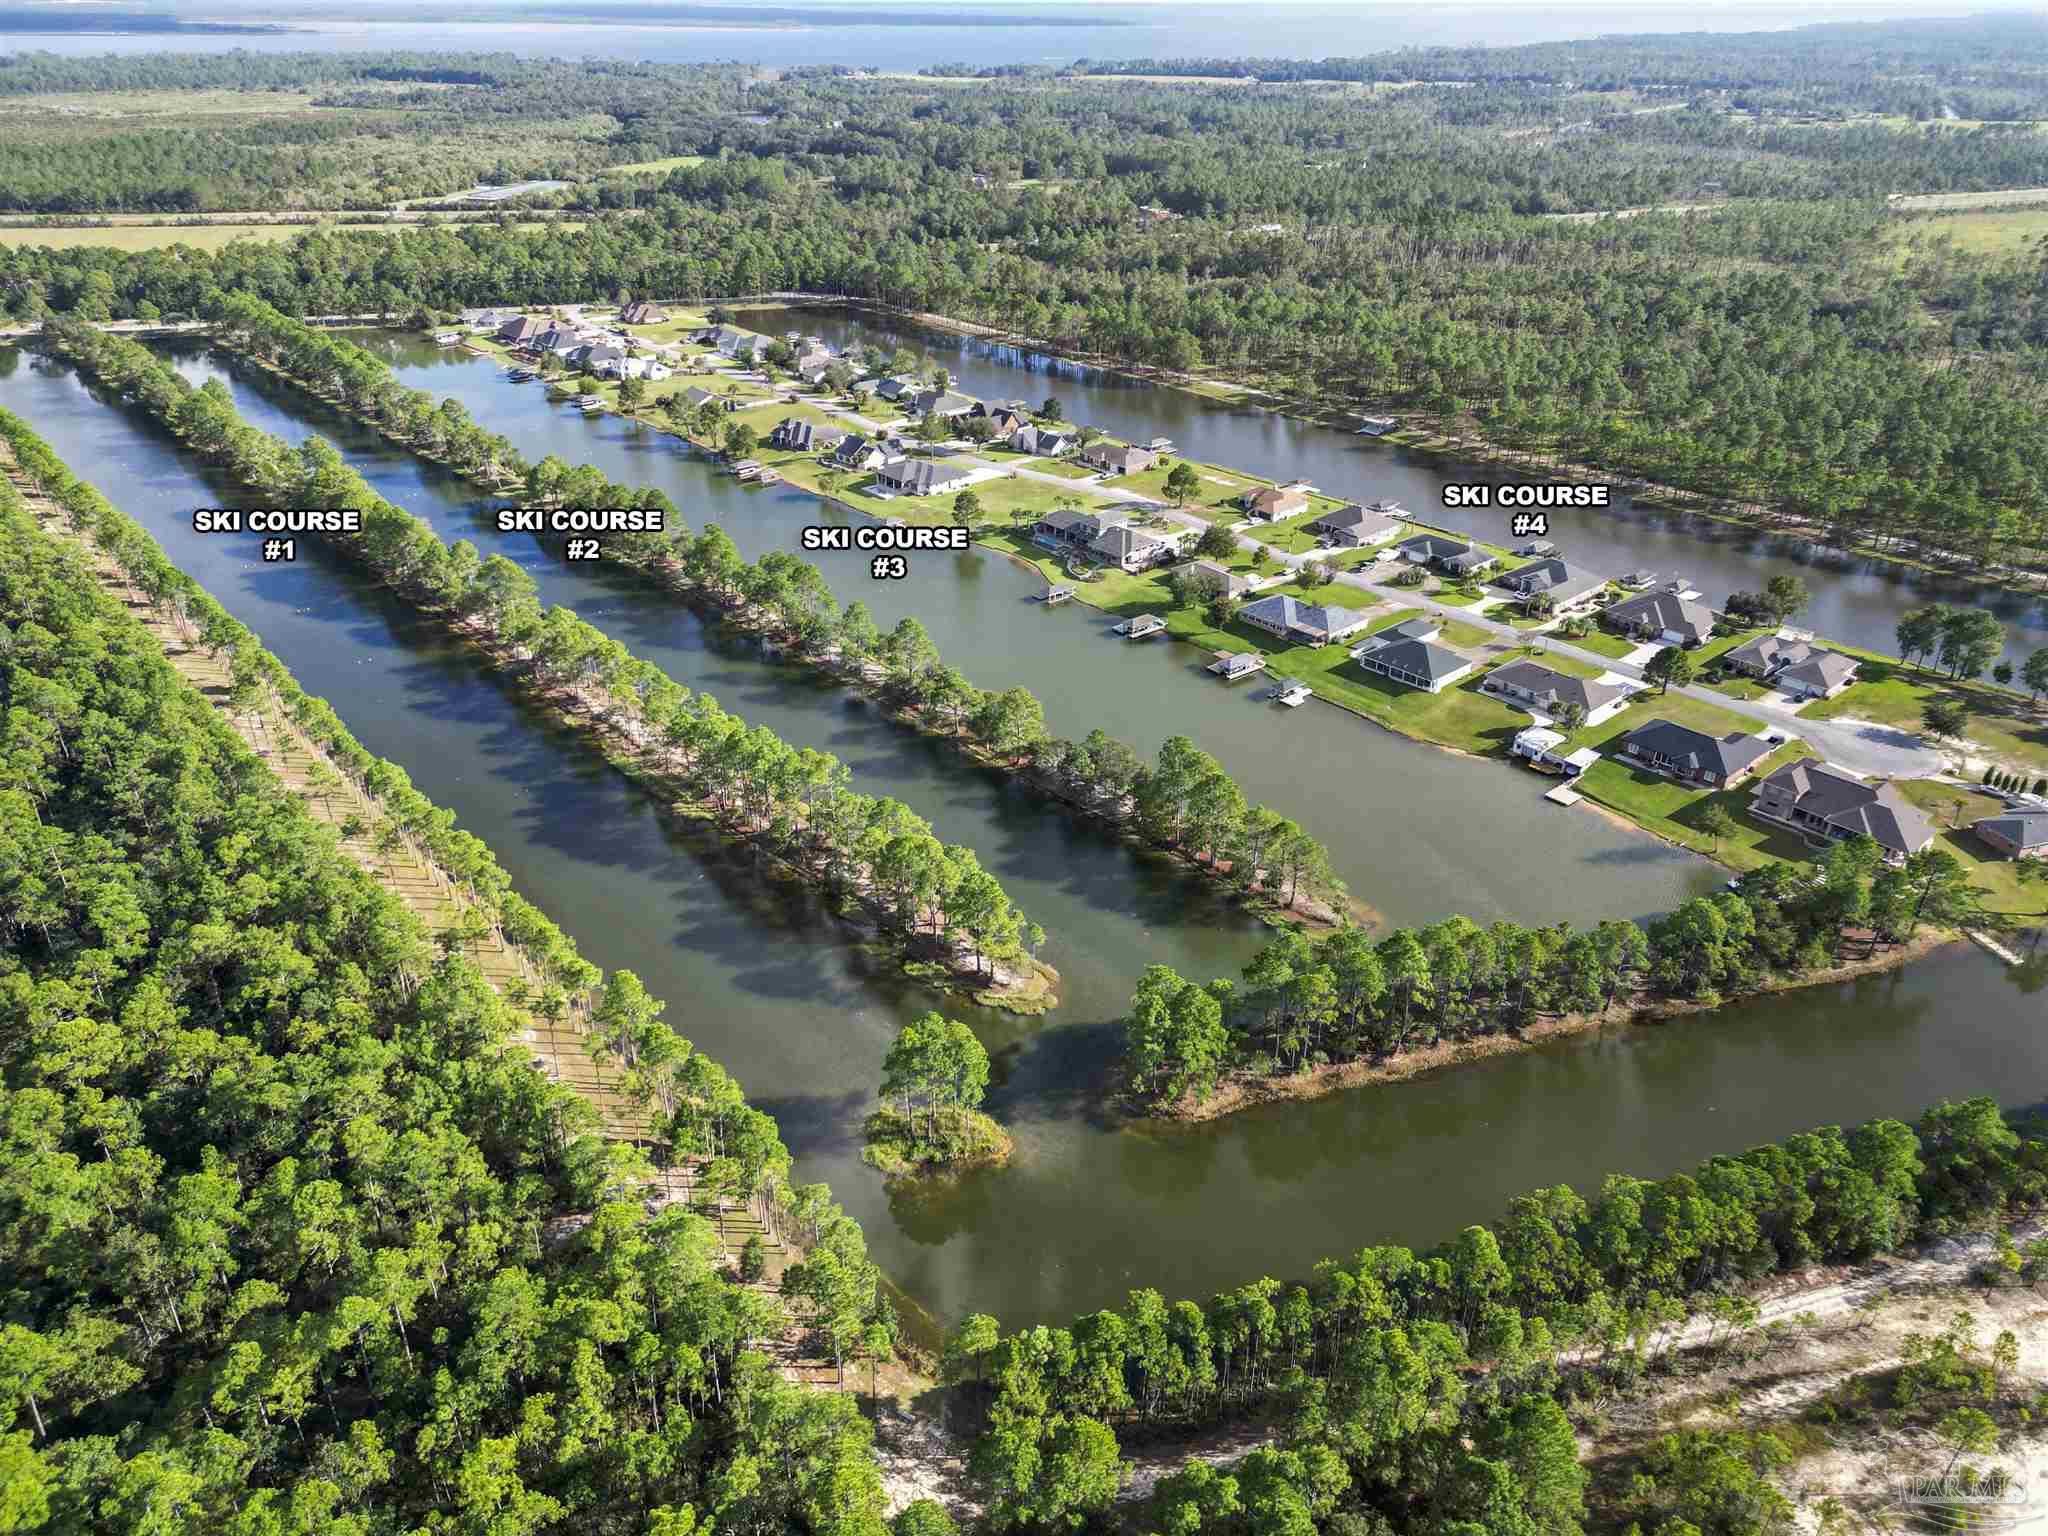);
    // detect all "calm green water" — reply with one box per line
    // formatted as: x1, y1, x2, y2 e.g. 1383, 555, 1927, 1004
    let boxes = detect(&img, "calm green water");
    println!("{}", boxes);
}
5, 340, 2044, 1333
